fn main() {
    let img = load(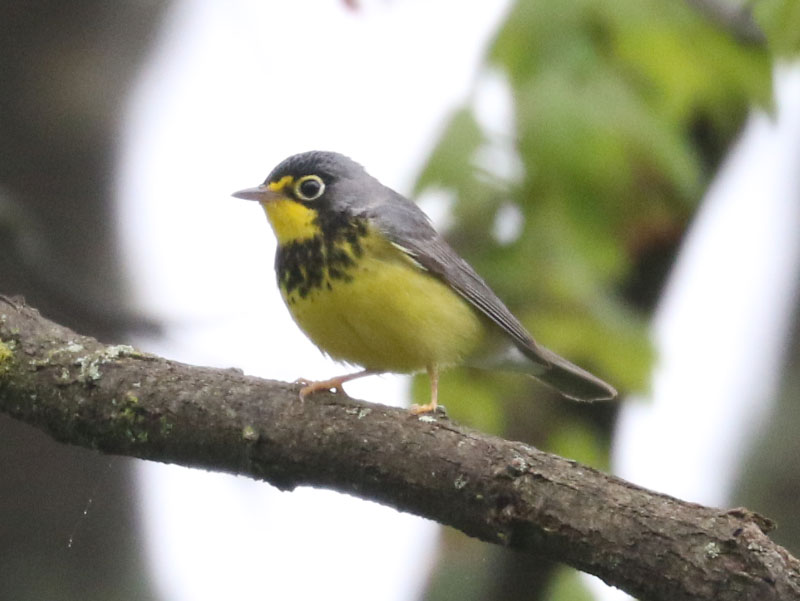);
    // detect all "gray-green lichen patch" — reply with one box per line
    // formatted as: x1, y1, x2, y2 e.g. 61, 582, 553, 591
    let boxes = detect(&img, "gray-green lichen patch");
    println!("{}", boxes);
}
70, 344, 138, 385
77, 355, 103, 383
0, 339, 14, 377
704, 541, 721, 559
159, 416, 174, 437
345, 406, 372, 419
507, 455, 528, 476
25, 340, 140, 382
0, 339, 13, 361
111, 391, 151, 444
104, 344, 136, 358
